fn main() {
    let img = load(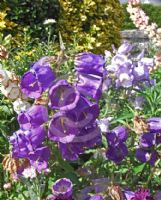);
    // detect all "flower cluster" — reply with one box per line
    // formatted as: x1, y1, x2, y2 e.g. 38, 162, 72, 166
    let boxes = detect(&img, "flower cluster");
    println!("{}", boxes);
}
6, 53, 105, 175
48, 178, 105, 200
104, 41, 154, 90
127, 0, 161, 47
1, 43, 161, 199
48, 53, 105, 160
